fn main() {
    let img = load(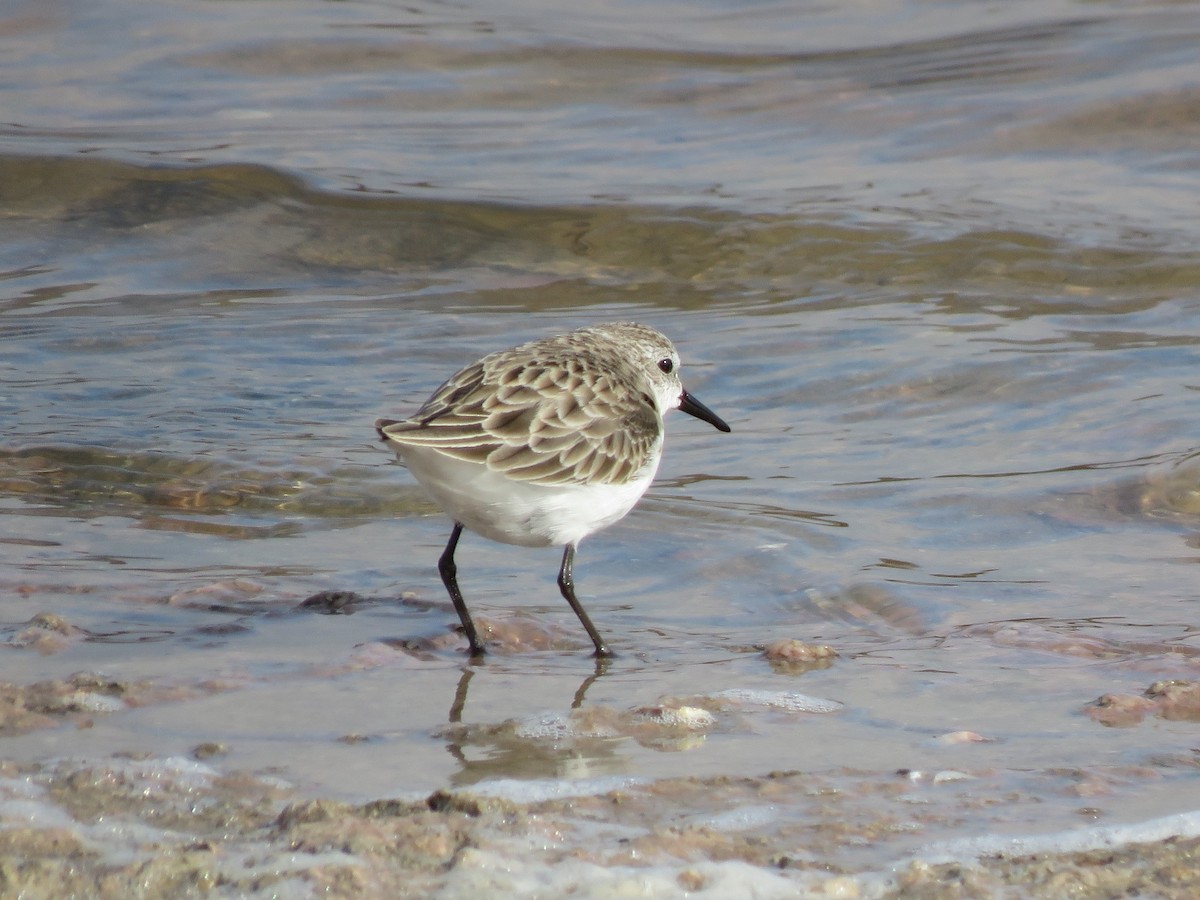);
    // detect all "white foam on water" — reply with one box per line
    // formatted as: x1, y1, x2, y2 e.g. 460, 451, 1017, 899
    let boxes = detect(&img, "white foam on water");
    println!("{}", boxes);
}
634, 705, 717, 729
460, 775, 647, 804
44, 753, 219, 792
437, 849, 838, 900
512, 710, 575, 740
62, 690, 127, 713
512, 710, 622, 740
710, 688, 844, 714
0, 776, 45, 801
0, 798, 76, 830
684, 803, 781, 832
909, 808, 1200, 866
